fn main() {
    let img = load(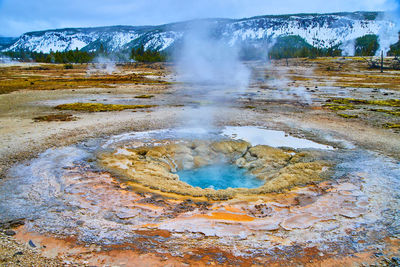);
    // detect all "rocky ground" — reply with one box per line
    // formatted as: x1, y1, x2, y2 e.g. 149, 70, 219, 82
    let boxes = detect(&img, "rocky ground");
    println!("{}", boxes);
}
0, 58, 399, 266
100, 139, 332, 199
